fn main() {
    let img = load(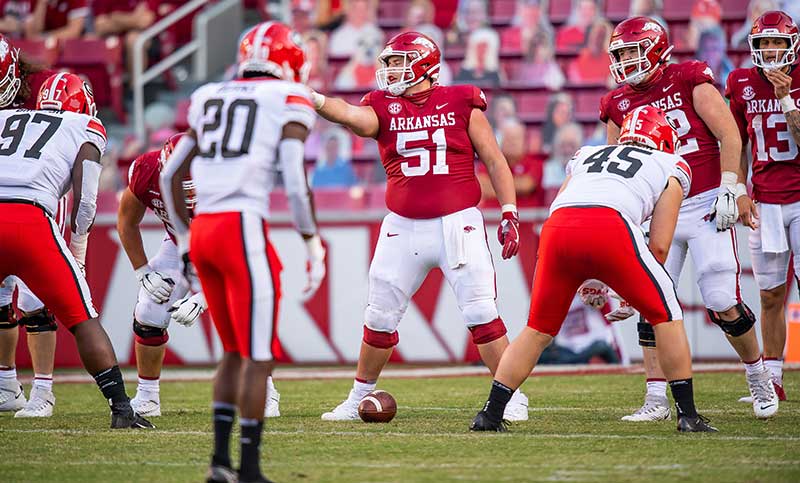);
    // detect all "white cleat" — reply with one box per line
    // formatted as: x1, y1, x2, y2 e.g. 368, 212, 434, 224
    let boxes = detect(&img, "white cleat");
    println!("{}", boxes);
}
621, 395, 671, 422
265, 386, 280, 418
747, 369, 779, 419
321, 389, 361, 421
14, 386, 55, 418
131, 394, 161, 417
503, 390, 529, 421
738, 395, 754, 403
0, 380, 26, 412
